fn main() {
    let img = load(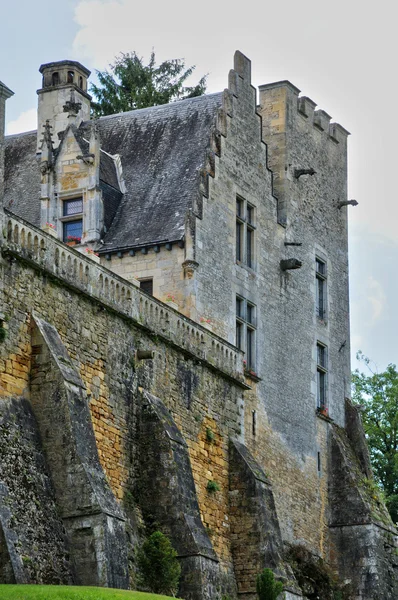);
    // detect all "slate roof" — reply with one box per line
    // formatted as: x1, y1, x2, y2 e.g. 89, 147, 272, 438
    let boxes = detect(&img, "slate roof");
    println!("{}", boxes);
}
92, 92, 222, 251
4, 131, 41, 227
4, 92, 223, 250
